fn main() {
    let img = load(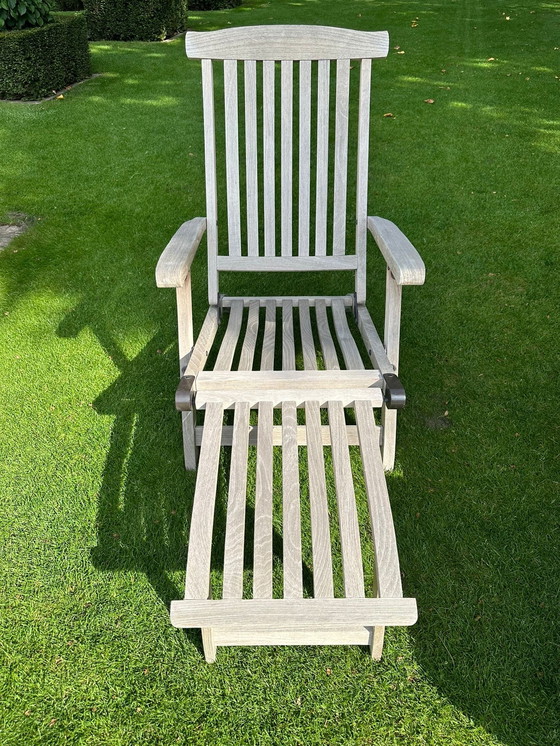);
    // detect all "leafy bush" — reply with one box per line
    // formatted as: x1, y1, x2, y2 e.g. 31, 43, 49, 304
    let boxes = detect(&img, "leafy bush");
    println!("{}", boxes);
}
0, 11, 90, 99
189, 0, 240, 9
83, 0, 188, 41
0, 0, 53, 30
53, 0, 83, 9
